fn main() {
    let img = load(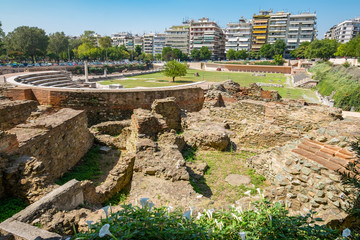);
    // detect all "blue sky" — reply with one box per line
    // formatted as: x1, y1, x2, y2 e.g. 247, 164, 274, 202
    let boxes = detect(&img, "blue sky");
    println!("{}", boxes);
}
1, 0, 359, 38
